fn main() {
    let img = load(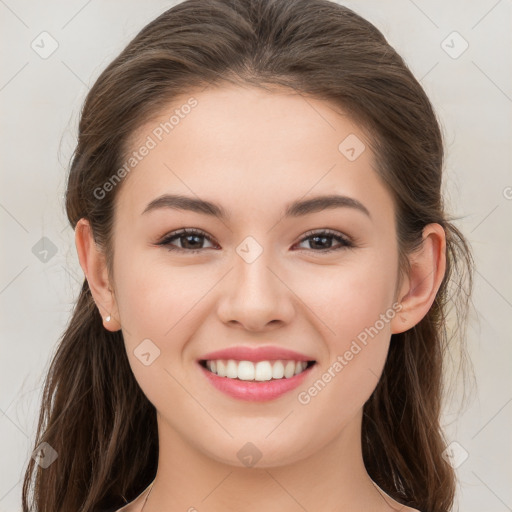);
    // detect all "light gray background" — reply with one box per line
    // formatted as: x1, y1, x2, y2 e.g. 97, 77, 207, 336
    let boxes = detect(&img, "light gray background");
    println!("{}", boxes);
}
1, 1, 511, 511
